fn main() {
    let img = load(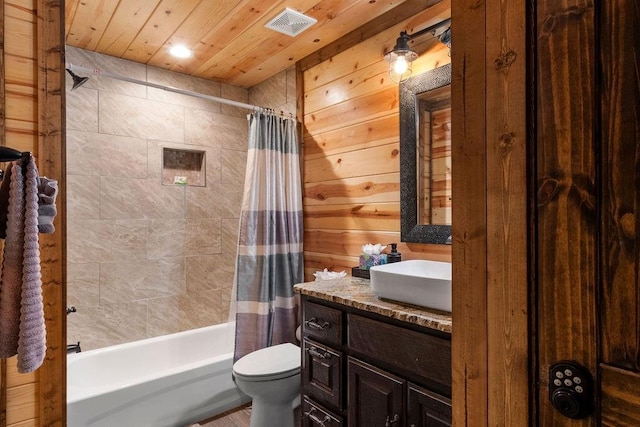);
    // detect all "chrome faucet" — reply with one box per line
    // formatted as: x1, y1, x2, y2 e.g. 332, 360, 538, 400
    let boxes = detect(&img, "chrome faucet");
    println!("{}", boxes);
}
67, 342, 81, 354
